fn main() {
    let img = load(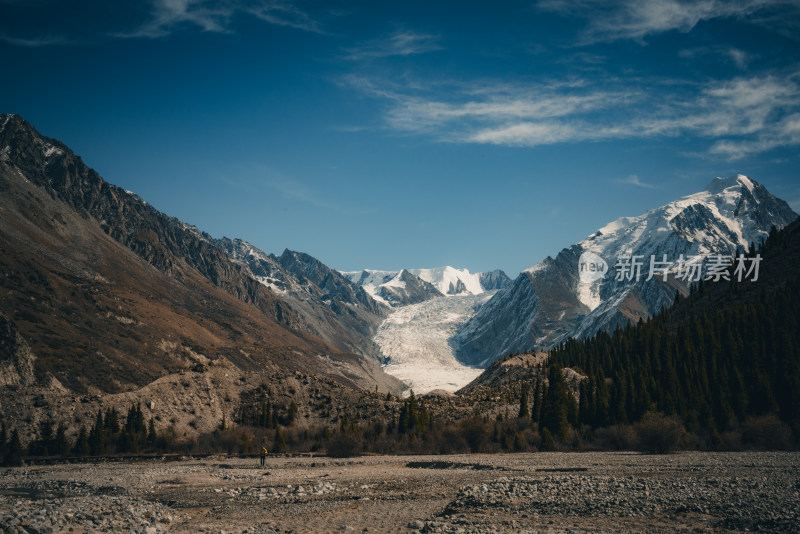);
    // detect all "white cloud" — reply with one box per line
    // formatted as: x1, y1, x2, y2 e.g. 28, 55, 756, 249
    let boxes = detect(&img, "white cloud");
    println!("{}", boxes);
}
537, 0, 799, 43
709, 112, 800, 158
244, 2, 325, 33
727, 48, 753, 69
344, 71, 800, 157
615, 175, 658, 188
120, 0, 323, 38
679, 46, 757, 69
343, 30, 442, 60
469, 122, 580, 146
